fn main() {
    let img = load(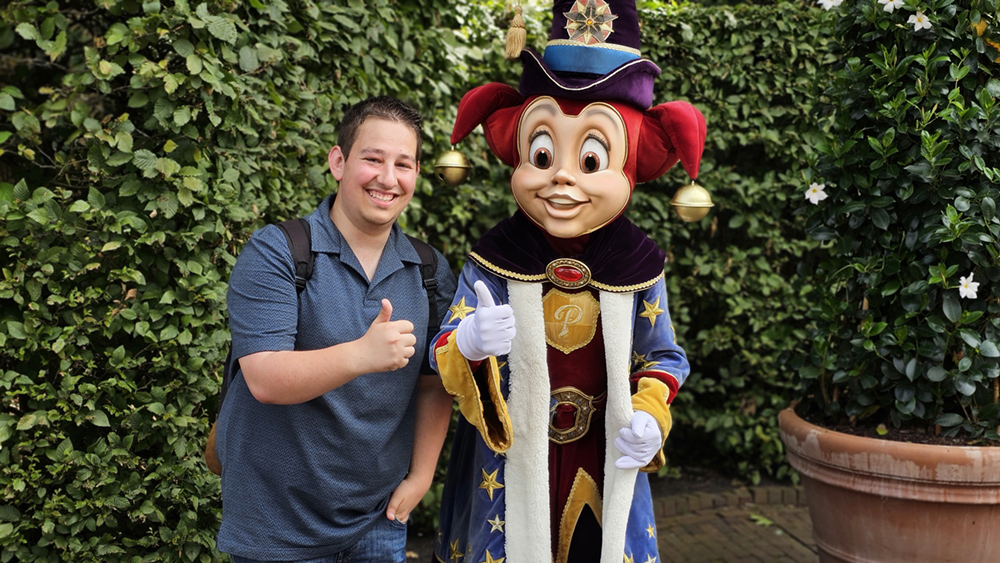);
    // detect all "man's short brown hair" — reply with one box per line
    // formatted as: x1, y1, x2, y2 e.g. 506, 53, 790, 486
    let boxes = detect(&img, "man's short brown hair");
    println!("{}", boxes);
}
337, 96, 423, 162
